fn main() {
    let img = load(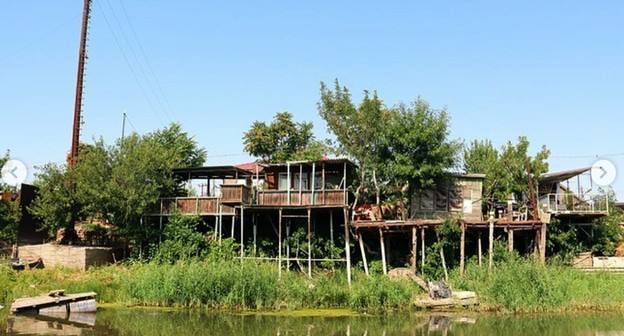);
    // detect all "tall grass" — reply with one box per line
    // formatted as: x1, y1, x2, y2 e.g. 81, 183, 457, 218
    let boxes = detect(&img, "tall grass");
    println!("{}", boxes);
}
451, 257, 624, 313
